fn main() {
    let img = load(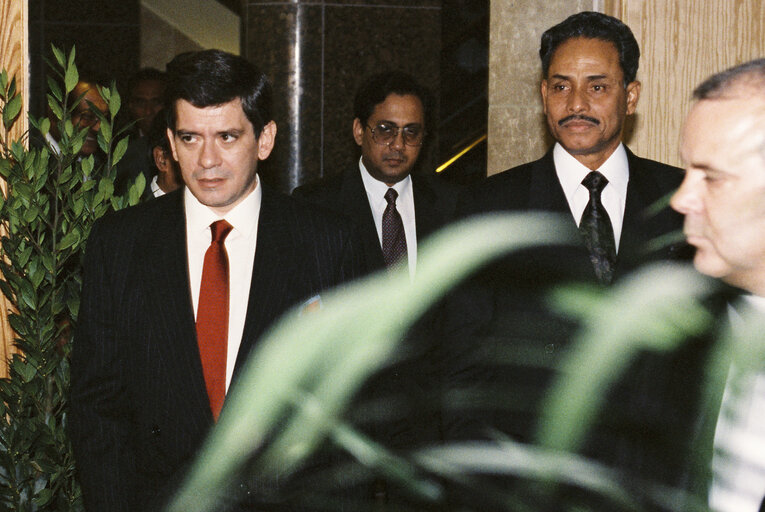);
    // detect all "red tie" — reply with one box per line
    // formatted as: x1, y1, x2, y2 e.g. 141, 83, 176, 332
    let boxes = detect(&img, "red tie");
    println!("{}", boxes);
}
196, 219, 233, 421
